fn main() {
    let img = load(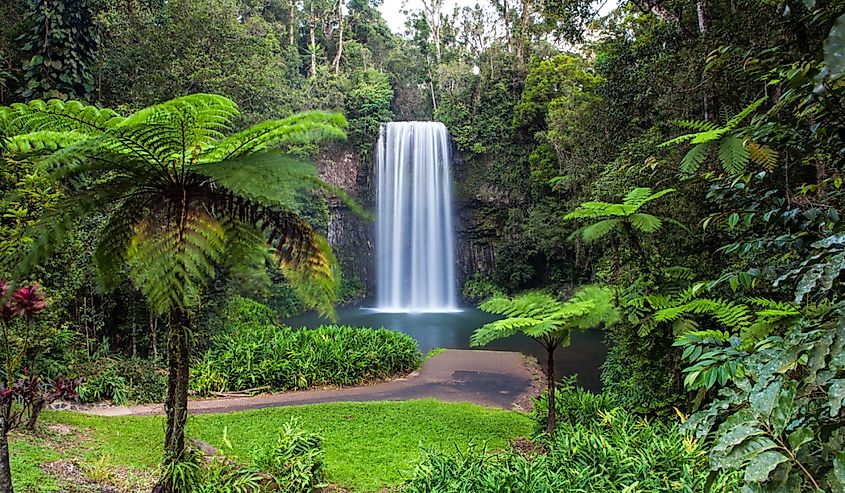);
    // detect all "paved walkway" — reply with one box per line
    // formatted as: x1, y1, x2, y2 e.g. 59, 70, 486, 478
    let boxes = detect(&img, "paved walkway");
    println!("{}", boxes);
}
85, 350, 537, 416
